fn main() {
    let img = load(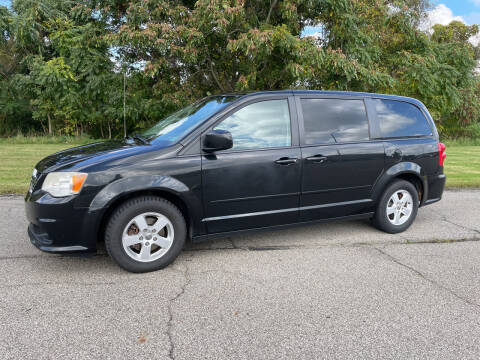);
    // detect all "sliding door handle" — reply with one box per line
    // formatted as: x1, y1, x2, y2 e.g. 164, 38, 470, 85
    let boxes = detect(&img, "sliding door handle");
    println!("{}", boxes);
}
306, 155, 327, 163
274, 157, 298, 165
